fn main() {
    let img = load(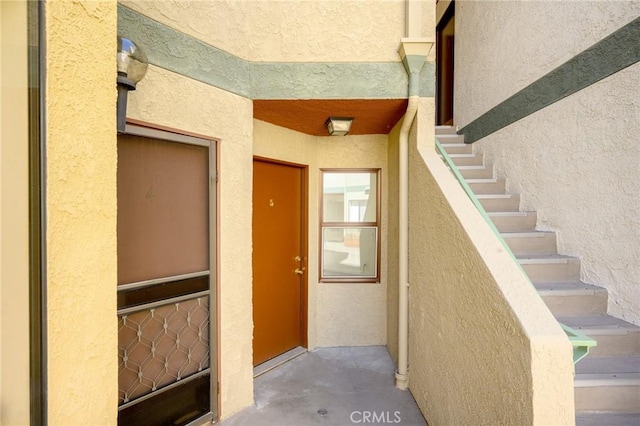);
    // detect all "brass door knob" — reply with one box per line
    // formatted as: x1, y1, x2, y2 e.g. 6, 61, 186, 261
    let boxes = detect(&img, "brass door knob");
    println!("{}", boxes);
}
294, 268, 304, 275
